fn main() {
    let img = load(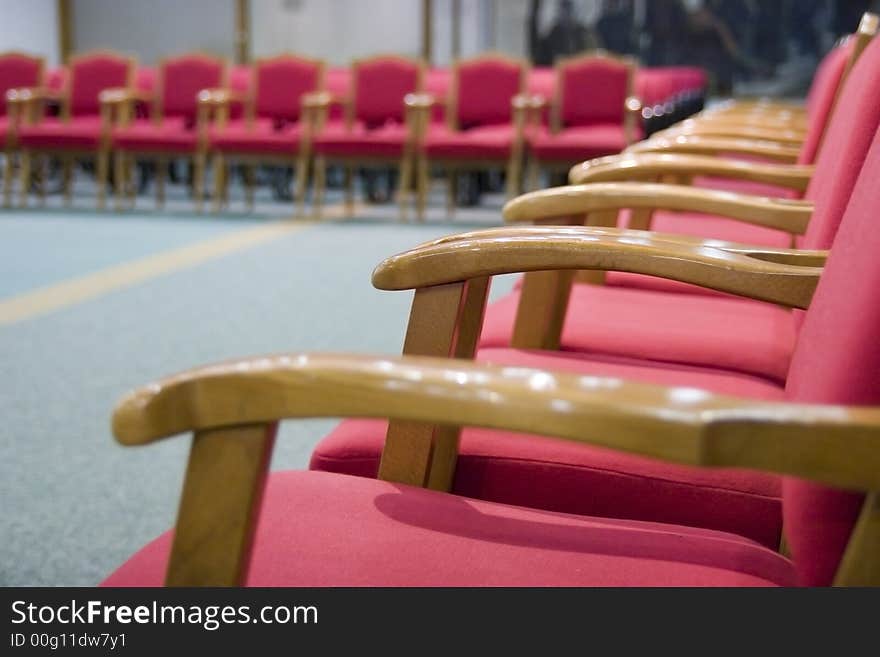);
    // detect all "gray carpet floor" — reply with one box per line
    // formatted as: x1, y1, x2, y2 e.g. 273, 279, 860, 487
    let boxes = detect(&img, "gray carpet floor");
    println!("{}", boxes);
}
0, 178, 517, 585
